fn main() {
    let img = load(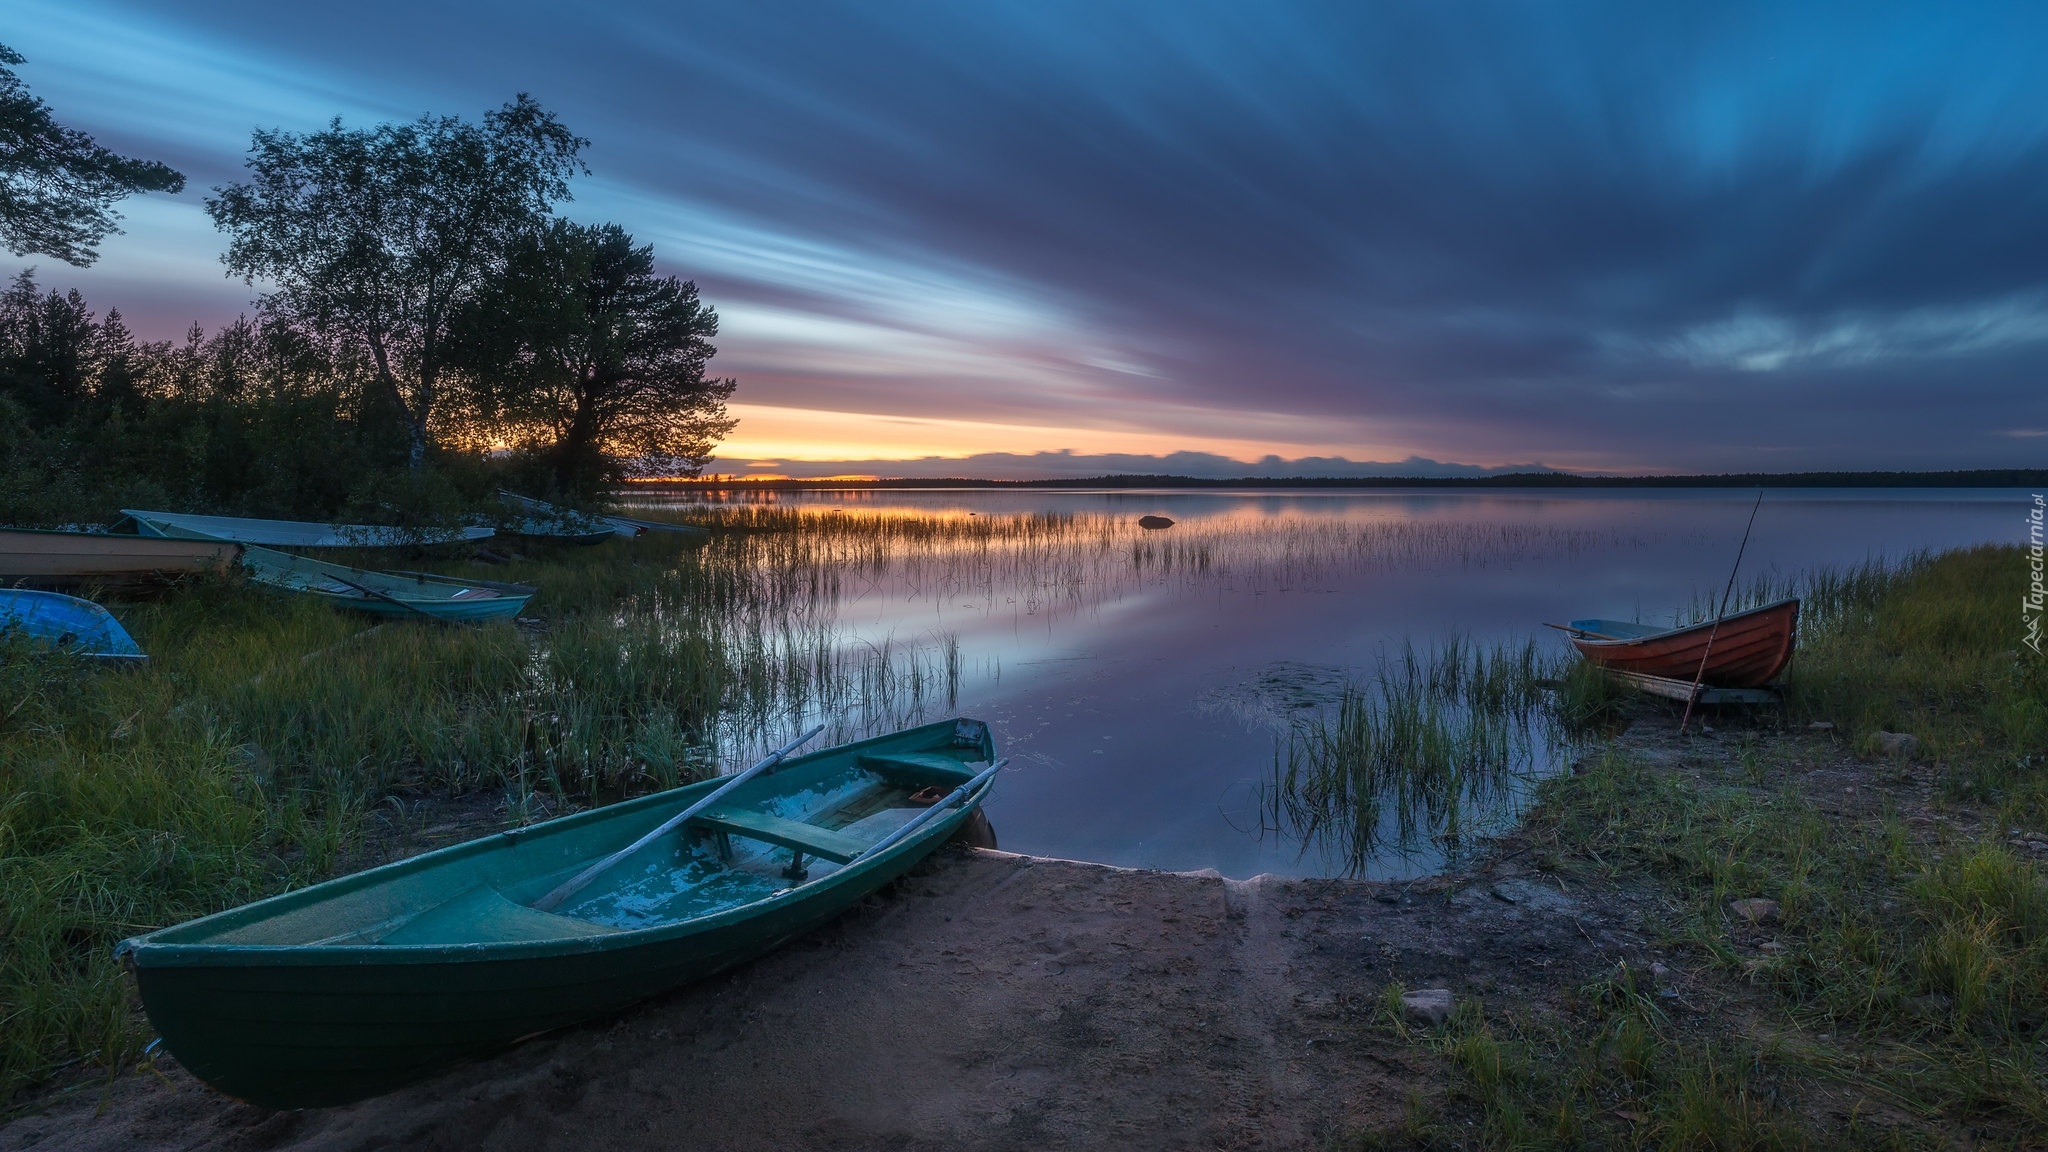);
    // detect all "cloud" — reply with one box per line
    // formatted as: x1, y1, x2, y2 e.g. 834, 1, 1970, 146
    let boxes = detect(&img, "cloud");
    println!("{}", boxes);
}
1651, 296, 2048, 373
7, 0, 2048, 471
